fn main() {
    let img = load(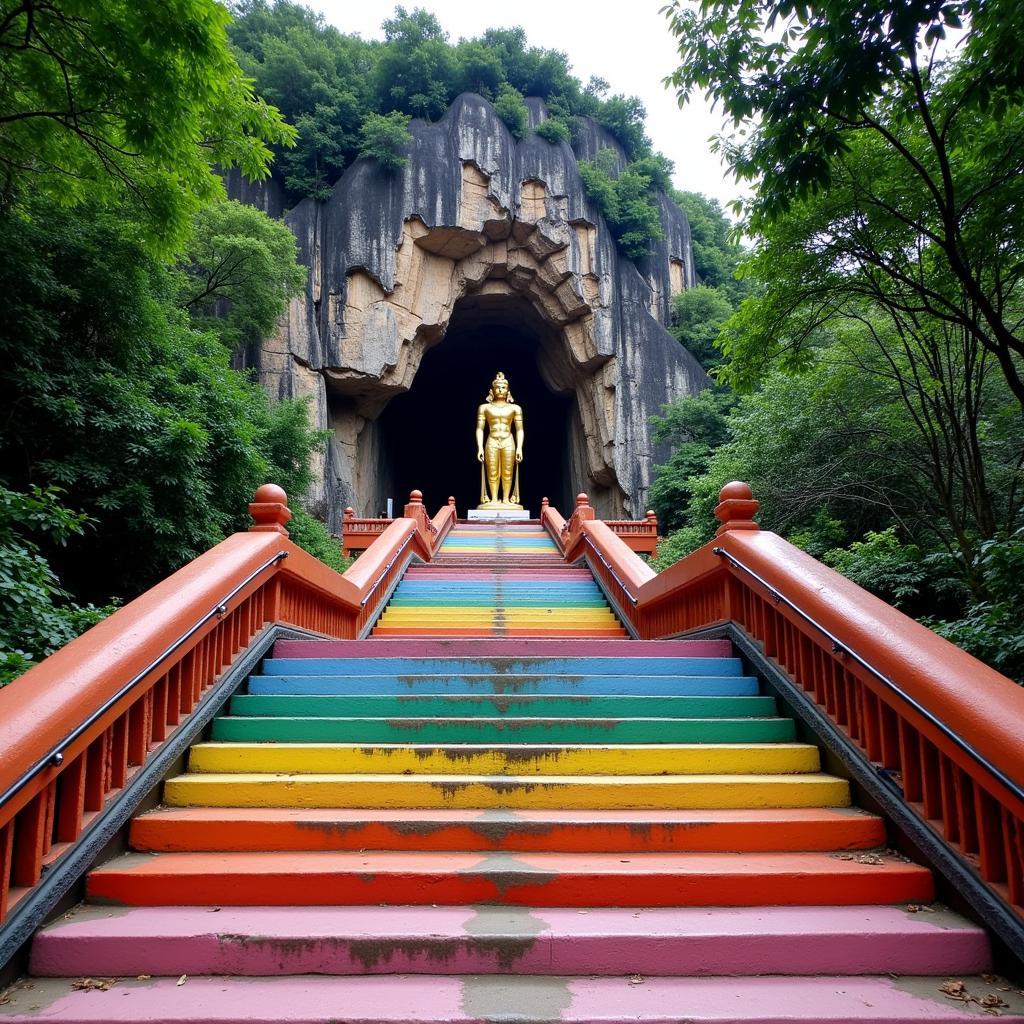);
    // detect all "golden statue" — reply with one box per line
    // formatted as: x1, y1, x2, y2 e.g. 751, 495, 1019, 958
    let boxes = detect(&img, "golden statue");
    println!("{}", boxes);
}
476, 371, 524, 509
